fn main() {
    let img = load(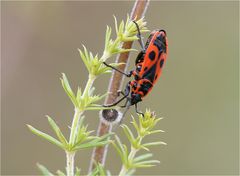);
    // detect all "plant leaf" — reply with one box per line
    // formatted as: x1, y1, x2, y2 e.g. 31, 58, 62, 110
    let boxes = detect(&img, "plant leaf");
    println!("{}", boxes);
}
112, 135, 128, 166
73, 133, 112, 150
133, 160, 160, 168
149, 129, 165, 134
56, 170, 65, 176
142, 141, 167, 147
121, 124, 135, 144
96, 163, 107, 176
27, 125, 65, 150
37, 163, 54, 176
125, 168, 136, 176
75, 167, 81, 176
89, 162, 108, 176
47, 115, 68, 147
60, 73, 78, 107
133, 153, 153, 163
